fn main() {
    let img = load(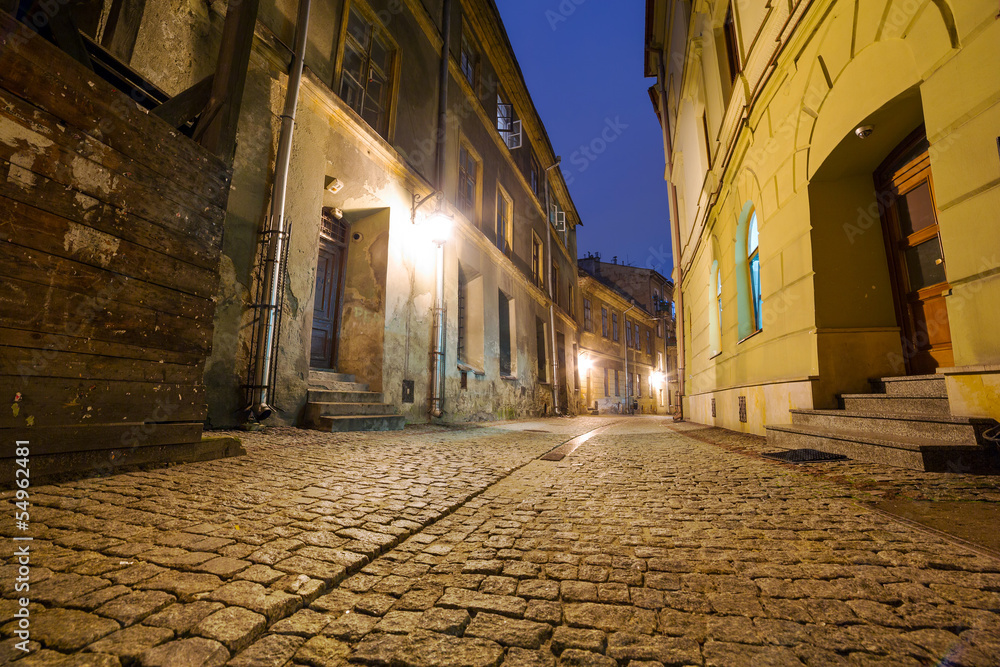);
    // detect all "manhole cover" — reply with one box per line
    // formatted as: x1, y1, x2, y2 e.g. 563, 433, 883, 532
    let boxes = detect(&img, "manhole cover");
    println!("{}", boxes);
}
762, 449, 848, 463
